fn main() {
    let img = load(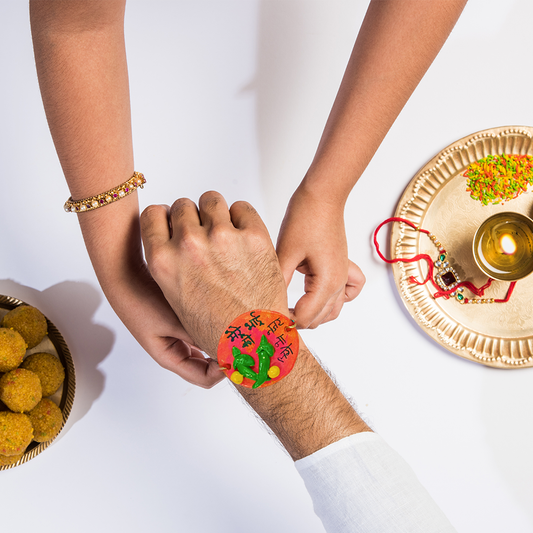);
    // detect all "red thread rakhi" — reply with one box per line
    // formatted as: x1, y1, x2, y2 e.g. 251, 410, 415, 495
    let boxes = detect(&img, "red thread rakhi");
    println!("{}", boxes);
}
217, 310, 298, 389
373, 217, 516, 304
